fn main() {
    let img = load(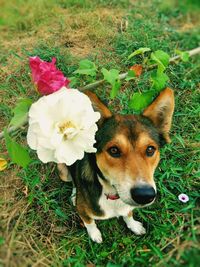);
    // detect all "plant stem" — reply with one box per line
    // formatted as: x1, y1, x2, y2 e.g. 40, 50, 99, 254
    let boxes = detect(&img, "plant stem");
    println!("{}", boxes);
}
0, 47, 200, 139
81, 47, 200, 91
0, 123, 26, 139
